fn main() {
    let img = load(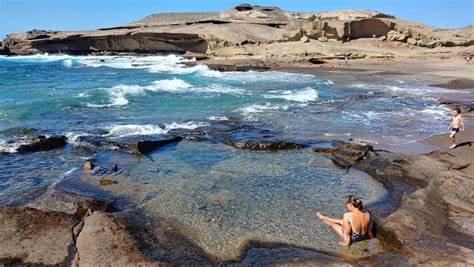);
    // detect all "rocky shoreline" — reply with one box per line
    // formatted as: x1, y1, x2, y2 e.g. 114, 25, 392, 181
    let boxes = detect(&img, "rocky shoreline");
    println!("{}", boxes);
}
1, 124, 473, 266
1, 3, 473, 266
